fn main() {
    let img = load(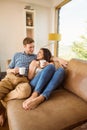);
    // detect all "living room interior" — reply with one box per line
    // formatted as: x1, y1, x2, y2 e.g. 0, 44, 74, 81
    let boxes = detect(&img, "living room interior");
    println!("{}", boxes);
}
0, 0, 87, 130
0, 0, 64, 72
